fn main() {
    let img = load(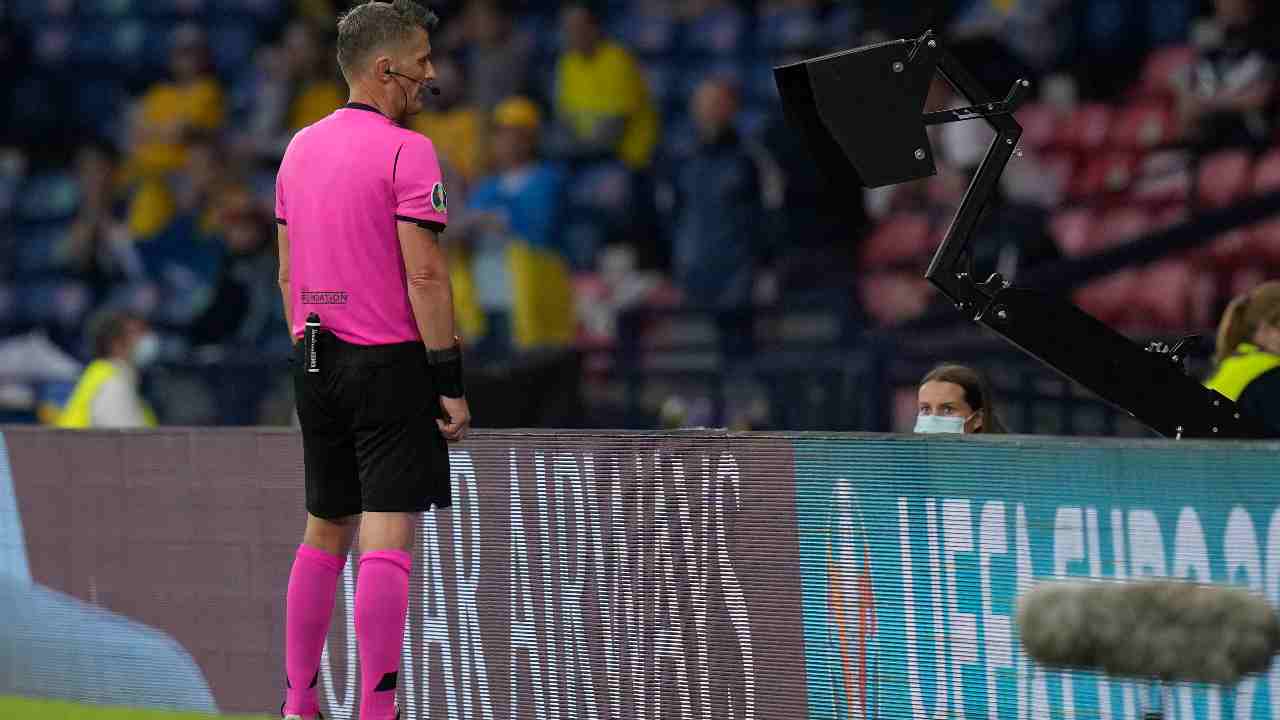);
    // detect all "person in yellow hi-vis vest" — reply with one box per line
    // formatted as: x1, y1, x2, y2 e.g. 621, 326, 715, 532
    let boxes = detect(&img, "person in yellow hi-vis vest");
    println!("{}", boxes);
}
1206, 281, 1280, 436
57, 311, 159, 429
